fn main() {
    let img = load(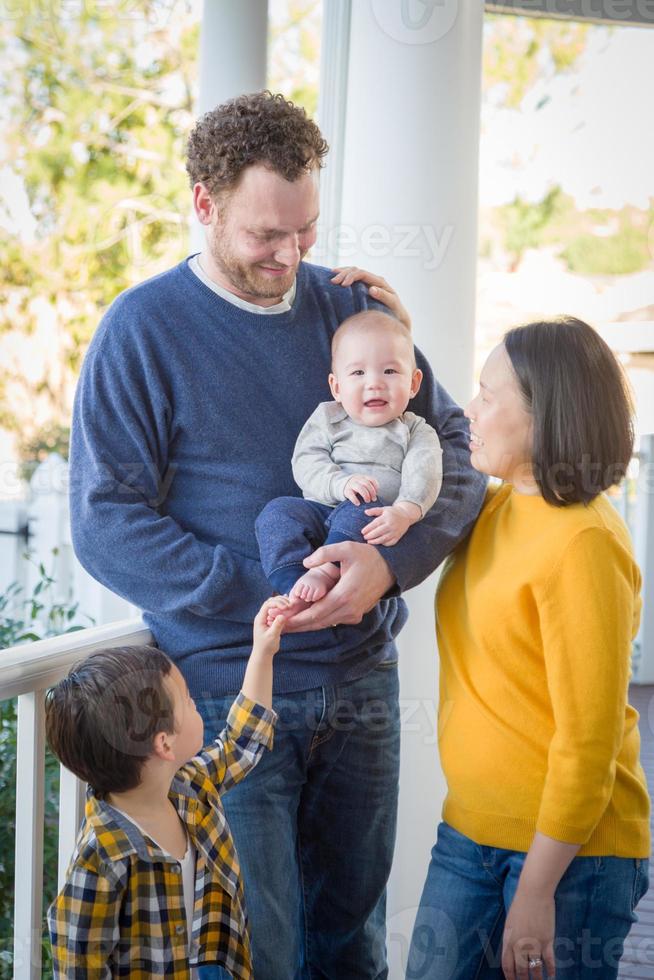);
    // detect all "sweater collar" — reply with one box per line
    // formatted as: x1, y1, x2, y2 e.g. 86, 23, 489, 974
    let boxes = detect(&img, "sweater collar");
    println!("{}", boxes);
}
187, 254, 296, 314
